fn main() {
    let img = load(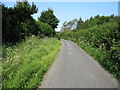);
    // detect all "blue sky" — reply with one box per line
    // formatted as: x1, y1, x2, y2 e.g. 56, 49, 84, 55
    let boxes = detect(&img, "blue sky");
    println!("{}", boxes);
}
2, 2, 118, 31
